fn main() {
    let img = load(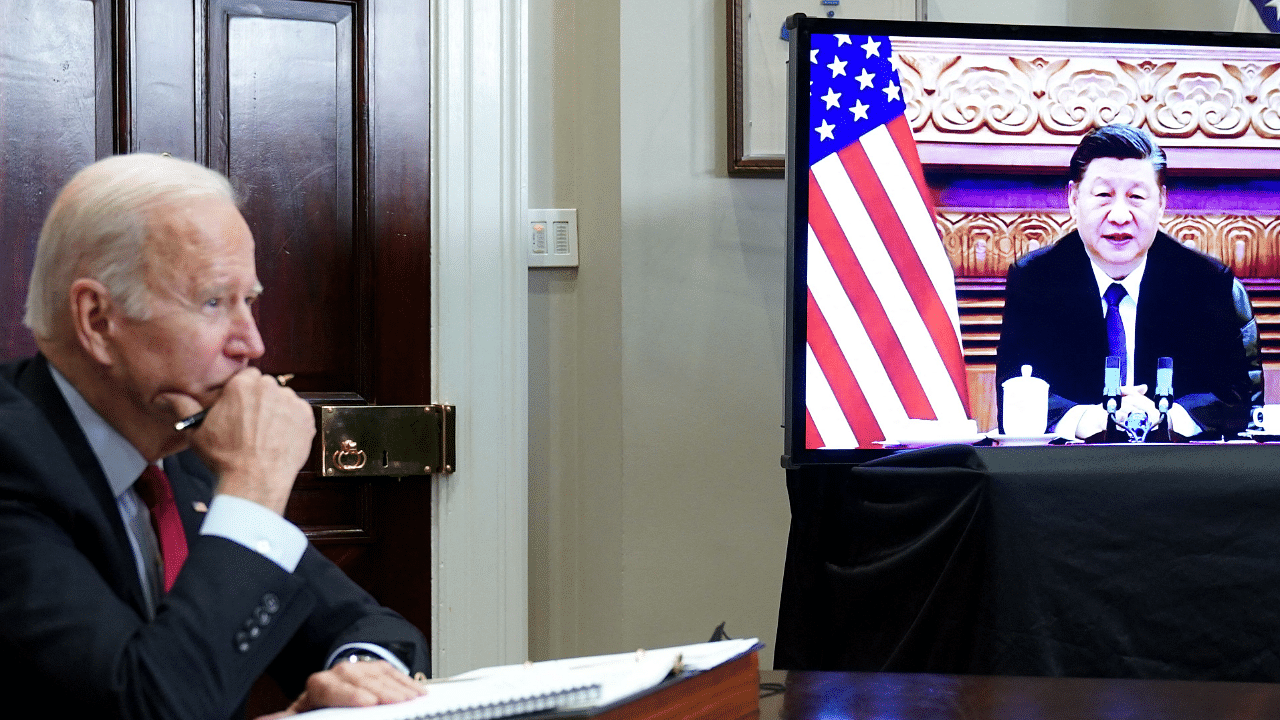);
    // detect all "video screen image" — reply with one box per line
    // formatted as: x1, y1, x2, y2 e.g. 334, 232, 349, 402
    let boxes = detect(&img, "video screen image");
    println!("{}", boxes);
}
784, 18, 1280, 463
